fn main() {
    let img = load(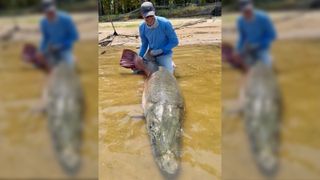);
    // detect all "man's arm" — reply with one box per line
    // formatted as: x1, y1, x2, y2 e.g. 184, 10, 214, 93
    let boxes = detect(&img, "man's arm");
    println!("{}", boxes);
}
61, 16, 79, 51
236, 19, 245, 53
139, 25, 148, 57
162, 21, 178, 54
39, 20, 49, 54
260, 15, 276, 50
